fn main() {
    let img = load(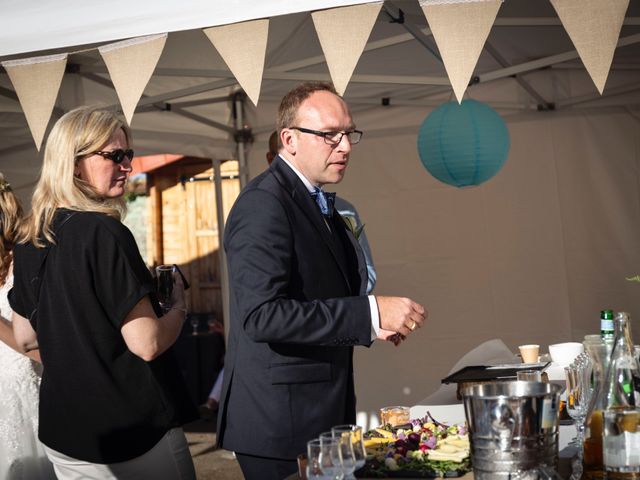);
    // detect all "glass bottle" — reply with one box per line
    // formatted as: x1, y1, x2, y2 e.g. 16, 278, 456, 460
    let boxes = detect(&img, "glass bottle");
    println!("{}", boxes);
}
582, 334, 614, 479
602, 312, 640, 479
601, 310, 615, 339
